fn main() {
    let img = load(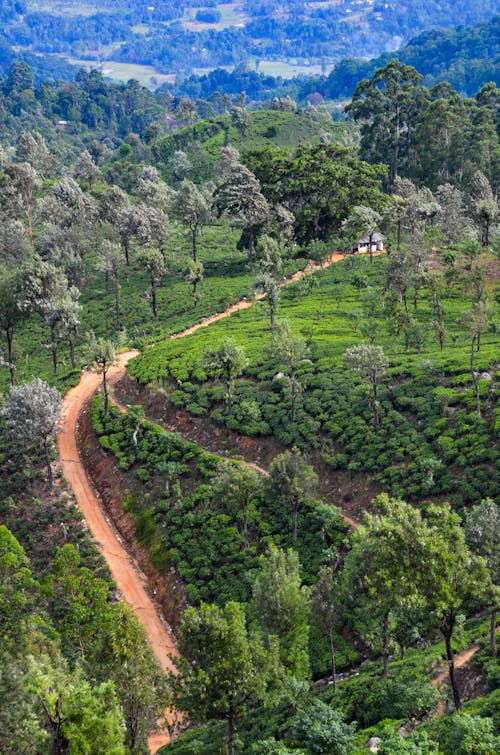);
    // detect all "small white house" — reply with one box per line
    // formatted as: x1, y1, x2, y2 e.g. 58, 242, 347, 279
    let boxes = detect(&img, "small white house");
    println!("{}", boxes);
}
351, 232, 385, 254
